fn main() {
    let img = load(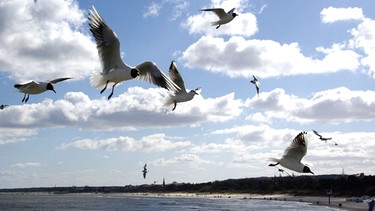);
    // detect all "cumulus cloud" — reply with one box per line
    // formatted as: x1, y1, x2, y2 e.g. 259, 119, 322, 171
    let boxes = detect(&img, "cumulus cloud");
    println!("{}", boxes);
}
0, 128, 37, 145
320, 7, 364, 23
246, 87, 375, 123
0, 87, 242, 130
0, 0, 98, 82
179, 36, 360, 78
60, 133, 191, 152
349, 18, 375, 77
